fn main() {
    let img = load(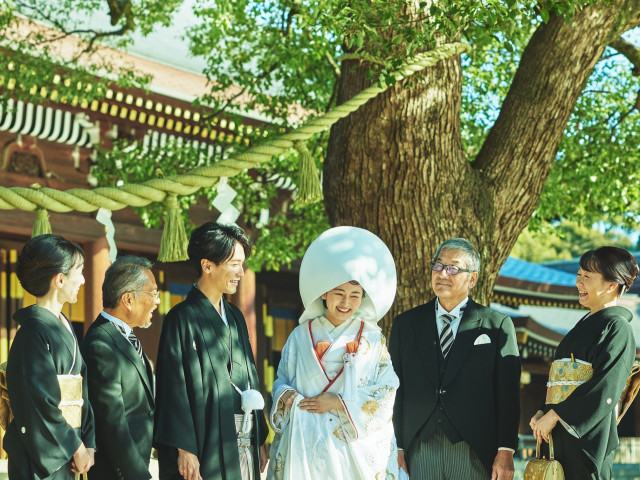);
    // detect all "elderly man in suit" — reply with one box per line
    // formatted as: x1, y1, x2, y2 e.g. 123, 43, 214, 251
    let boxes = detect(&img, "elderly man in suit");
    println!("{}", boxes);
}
81, 256, 159, 480
390, 238, 520, 480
